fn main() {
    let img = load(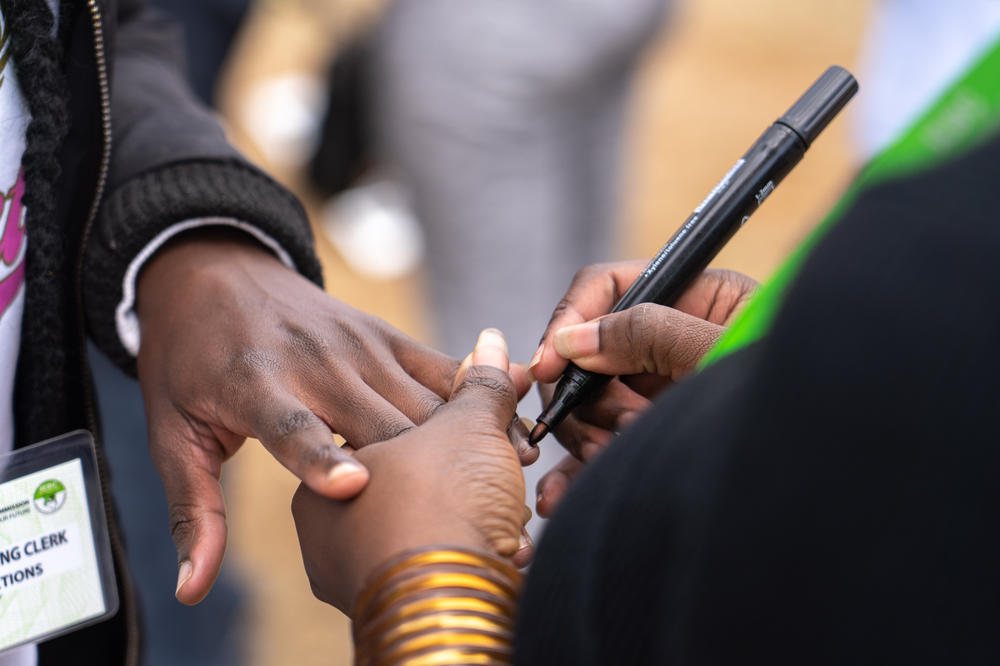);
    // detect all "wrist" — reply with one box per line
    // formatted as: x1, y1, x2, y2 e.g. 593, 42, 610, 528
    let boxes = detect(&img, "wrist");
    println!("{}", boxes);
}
352, 546, 522, 666
135, 228, 284, 323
